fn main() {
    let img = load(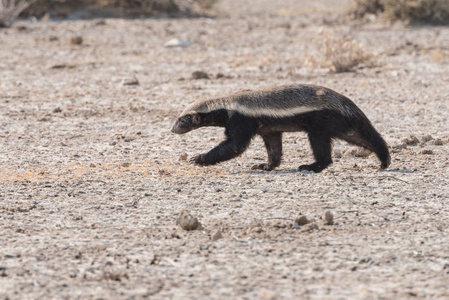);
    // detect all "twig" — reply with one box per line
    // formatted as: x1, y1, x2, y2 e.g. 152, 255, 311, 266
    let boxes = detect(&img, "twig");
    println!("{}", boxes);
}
378, 176, 410, 184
